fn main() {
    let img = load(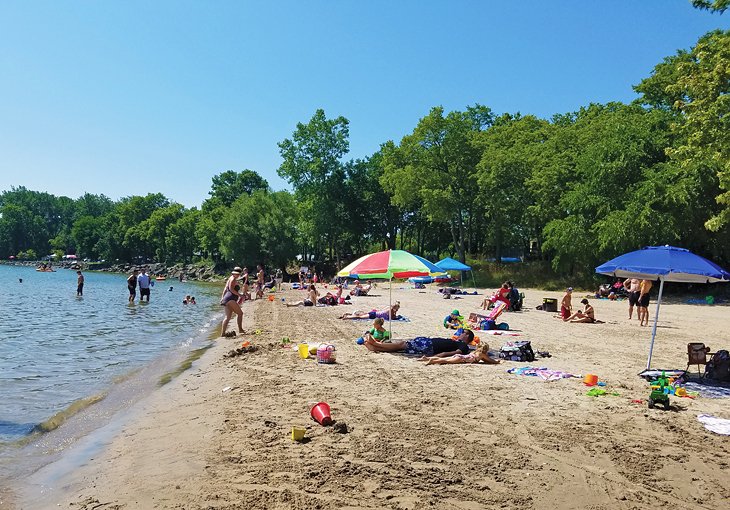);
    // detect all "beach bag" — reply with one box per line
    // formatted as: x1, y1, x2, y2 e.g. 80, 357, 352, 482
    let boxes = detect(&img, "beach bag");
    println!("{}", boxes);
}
479, 319, 496, 330
706, 350, 730, 382
499, 341, 535, 362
